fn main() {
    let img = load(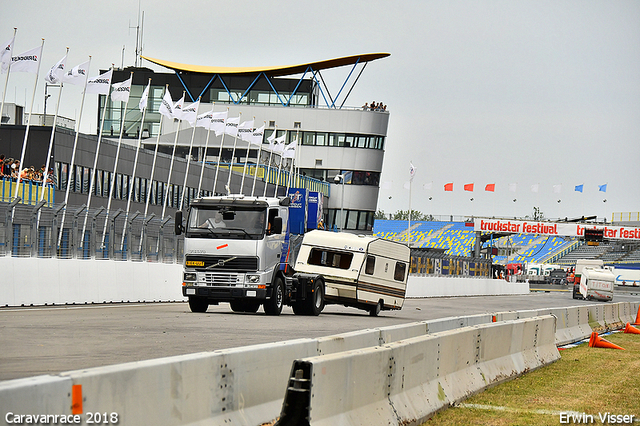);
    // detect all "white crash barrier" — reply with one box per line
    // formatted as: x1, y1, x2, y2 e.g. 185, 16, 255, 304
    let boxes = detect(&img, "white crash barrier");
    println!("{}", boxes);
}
0, 257, 182, 307
493, 302, 640, 346
274, 316, 559, 426
0, 315, 494, 426
406, 275, 529, 298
